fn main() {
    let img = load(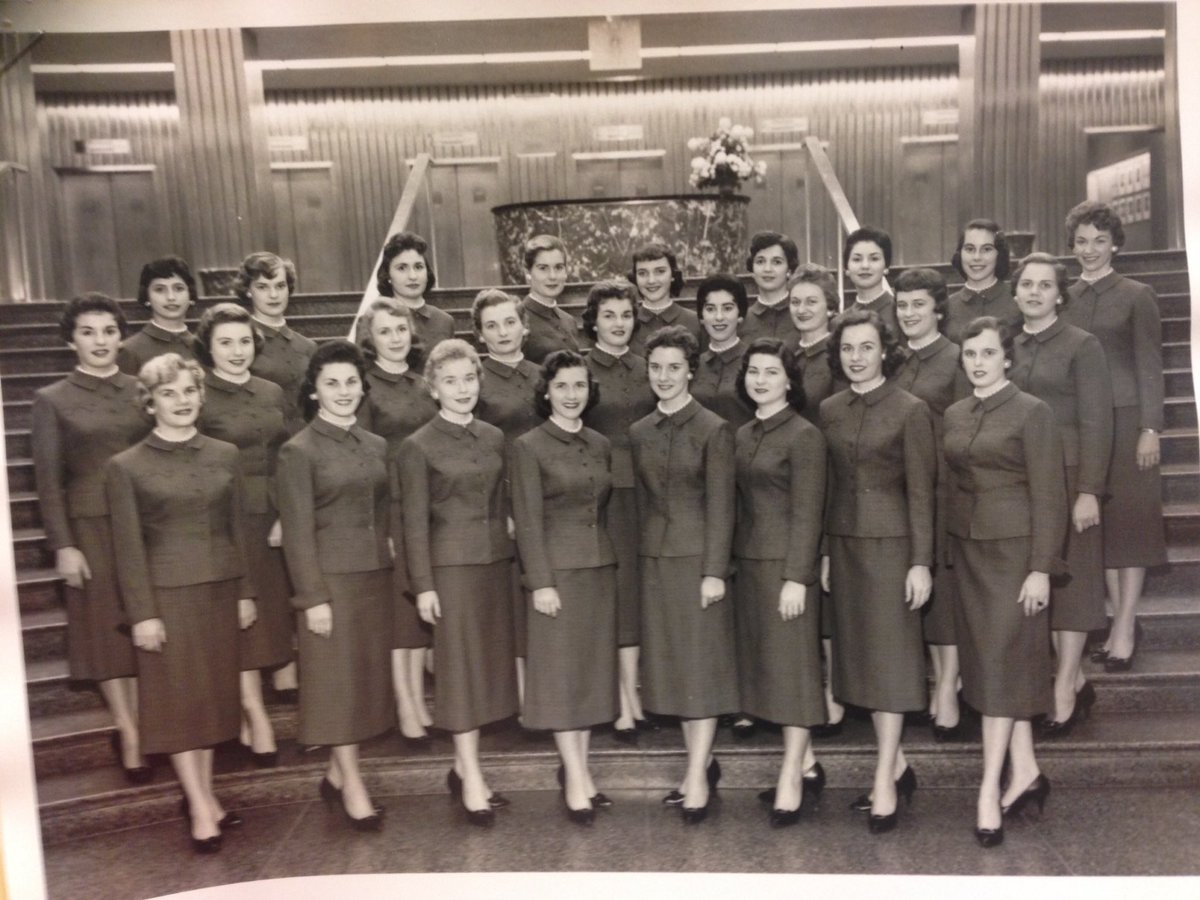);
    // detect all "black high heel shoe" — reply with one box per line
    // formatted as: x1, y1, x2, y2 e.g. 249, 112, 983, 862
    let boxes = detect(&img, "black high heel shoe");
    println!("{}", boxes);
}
681, 799, 709, 825
179, 797, 243, 829
555, 765, 613, 808
248, 748, 279, 768
867, 810, 897, 834
810, 718, 844, 738
448, 769, 509, 809
662, 758, 720, 806
731, 717, 758, 739
191, 834, 222, 854
1002, 773, 1051, 818
561, 789, 595, 826
612, 724, 639, 744
851, 766, 916, 812
770, 806, 802, 828
1093, 620, 1143, 666
1040, 683, 1096, 737
932, 721, 965, 742
974, 825, 1004, 848
342, 802, 384, 832
110, 732, 153, 784
758, 761, 826, 805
